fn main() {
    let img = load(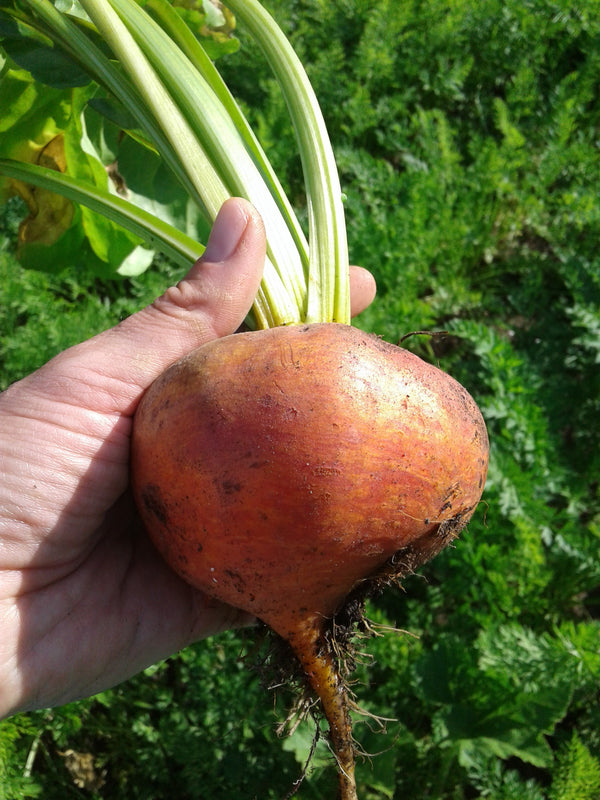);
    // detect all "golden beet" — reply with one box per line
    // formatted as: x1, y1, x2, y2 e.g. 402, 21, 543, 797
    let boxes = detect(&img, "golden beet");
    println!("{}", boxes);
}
131, 322, 489, 799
